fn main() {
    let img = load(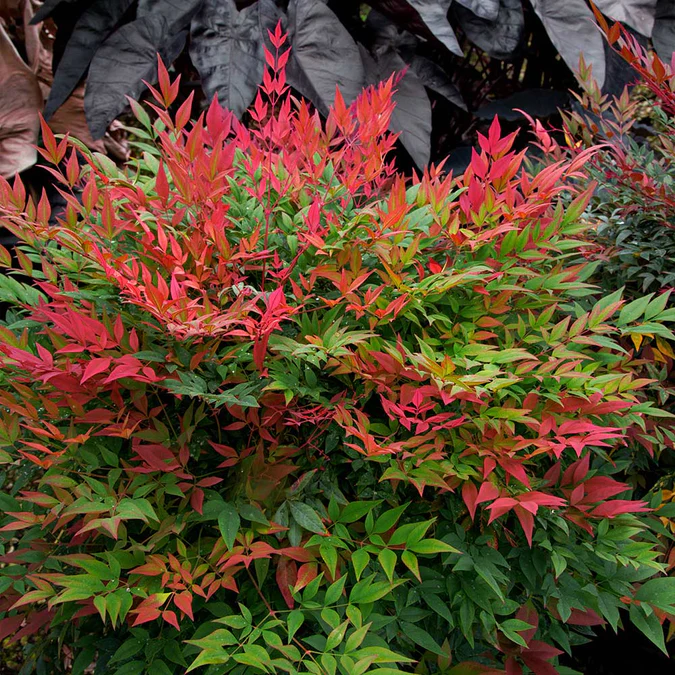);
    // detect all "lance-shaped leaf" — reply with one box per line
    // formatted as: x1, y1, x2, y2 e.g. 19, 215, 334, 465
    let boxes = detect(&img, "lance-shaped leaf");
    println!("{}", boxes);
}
453, 0, 524, 59
454, 0, 500, 20
0, 22, 43, 178
286, 0, 365, 116
137, 0, 205, 32
373, 0, 462, 55
85, 15, 187, 138
360, 44, 432, 168
593, 0, 657, 37
407, 54, 466, 110
189, 0, 279, 119
529, 0, 606, 88
653, 0, 675, 60
44, 0, 136, 119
